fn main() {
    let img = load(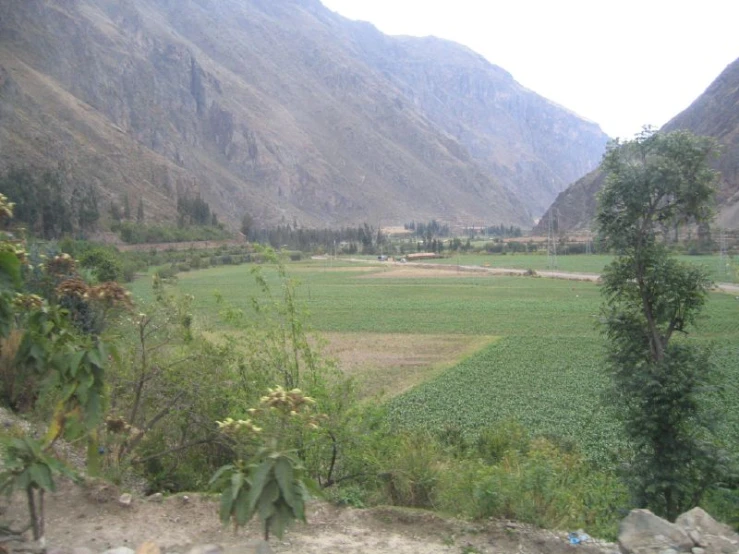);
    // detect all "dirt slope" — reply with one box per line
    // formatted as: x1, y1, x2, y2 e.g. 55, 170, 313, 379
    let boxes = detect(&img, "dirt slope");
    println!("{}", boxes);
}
2, 482, 615, 554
